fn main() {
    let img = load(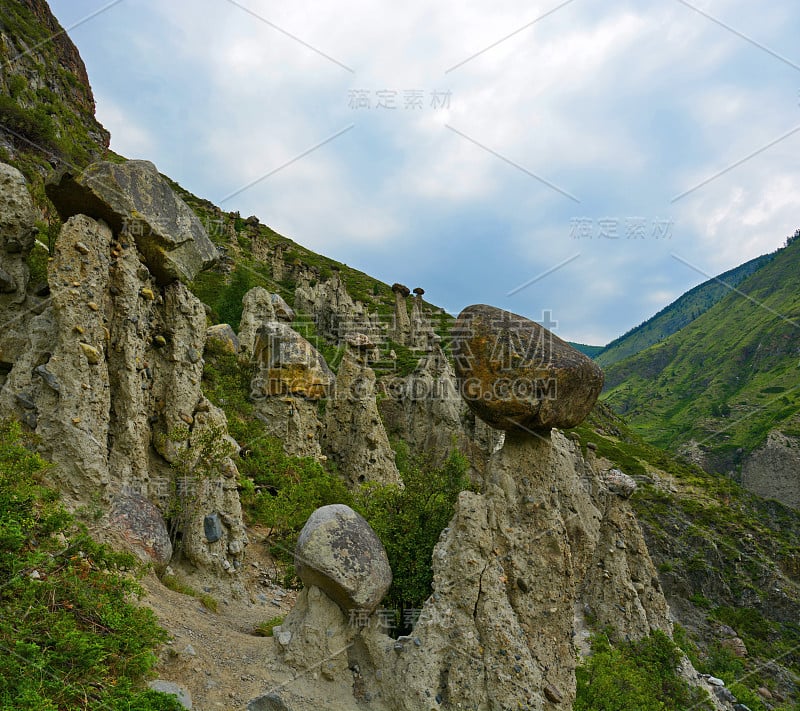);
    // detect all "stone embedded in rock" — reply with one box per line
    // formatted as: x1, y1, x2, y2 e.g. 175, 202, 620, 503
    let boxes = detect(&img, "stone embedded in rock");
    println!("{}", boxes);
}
452, 304, 604, 431
110, 494, 173, 566
295, 504, 392, 613
252, 321, 333, 400
45, 160, 217, 285
204, 512, 223, 543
